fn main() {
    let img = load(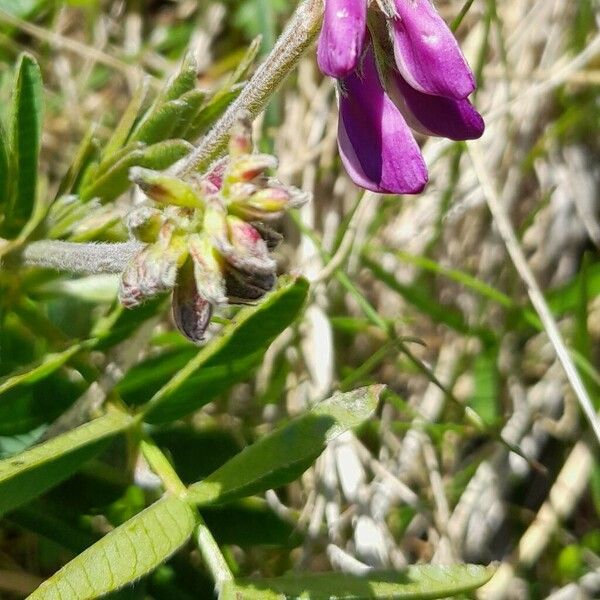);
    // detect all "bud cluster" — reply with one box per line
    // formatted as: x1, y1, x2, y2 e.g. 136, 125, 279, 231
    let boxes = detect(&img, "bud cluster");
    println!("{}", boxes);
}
119, 114, 309, 342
